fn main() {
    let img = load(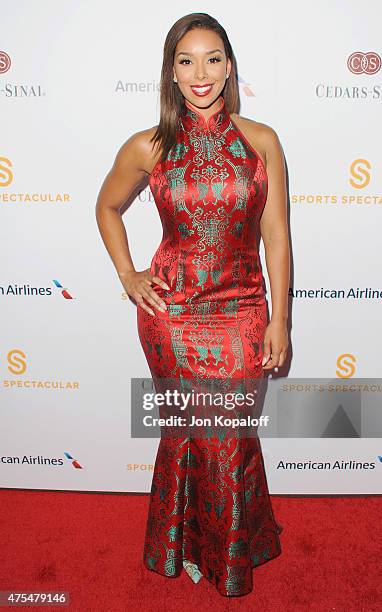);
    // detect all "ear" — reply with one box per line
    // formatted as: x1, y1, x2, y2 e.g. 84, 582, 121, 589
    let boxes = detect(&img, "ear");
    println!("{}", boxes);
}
227, 58, 232, 77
